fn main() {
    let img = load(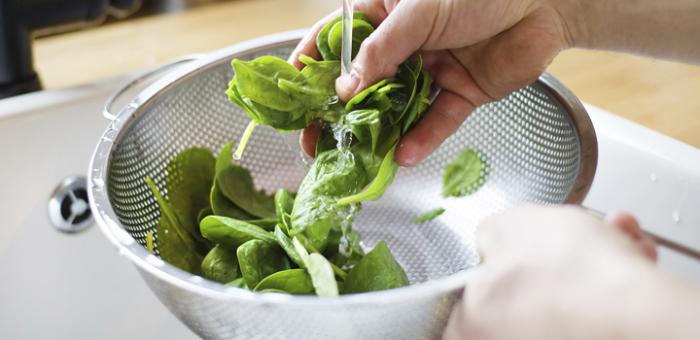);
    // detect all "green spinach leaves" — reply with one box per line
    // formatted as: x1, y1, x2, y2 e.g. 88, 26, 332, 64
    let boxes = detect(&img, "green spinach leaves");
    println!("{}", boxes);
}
412, 208, 446, 224
146, 144, 409, 296
146, 11, 424, 297
443, 149, 487, 198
